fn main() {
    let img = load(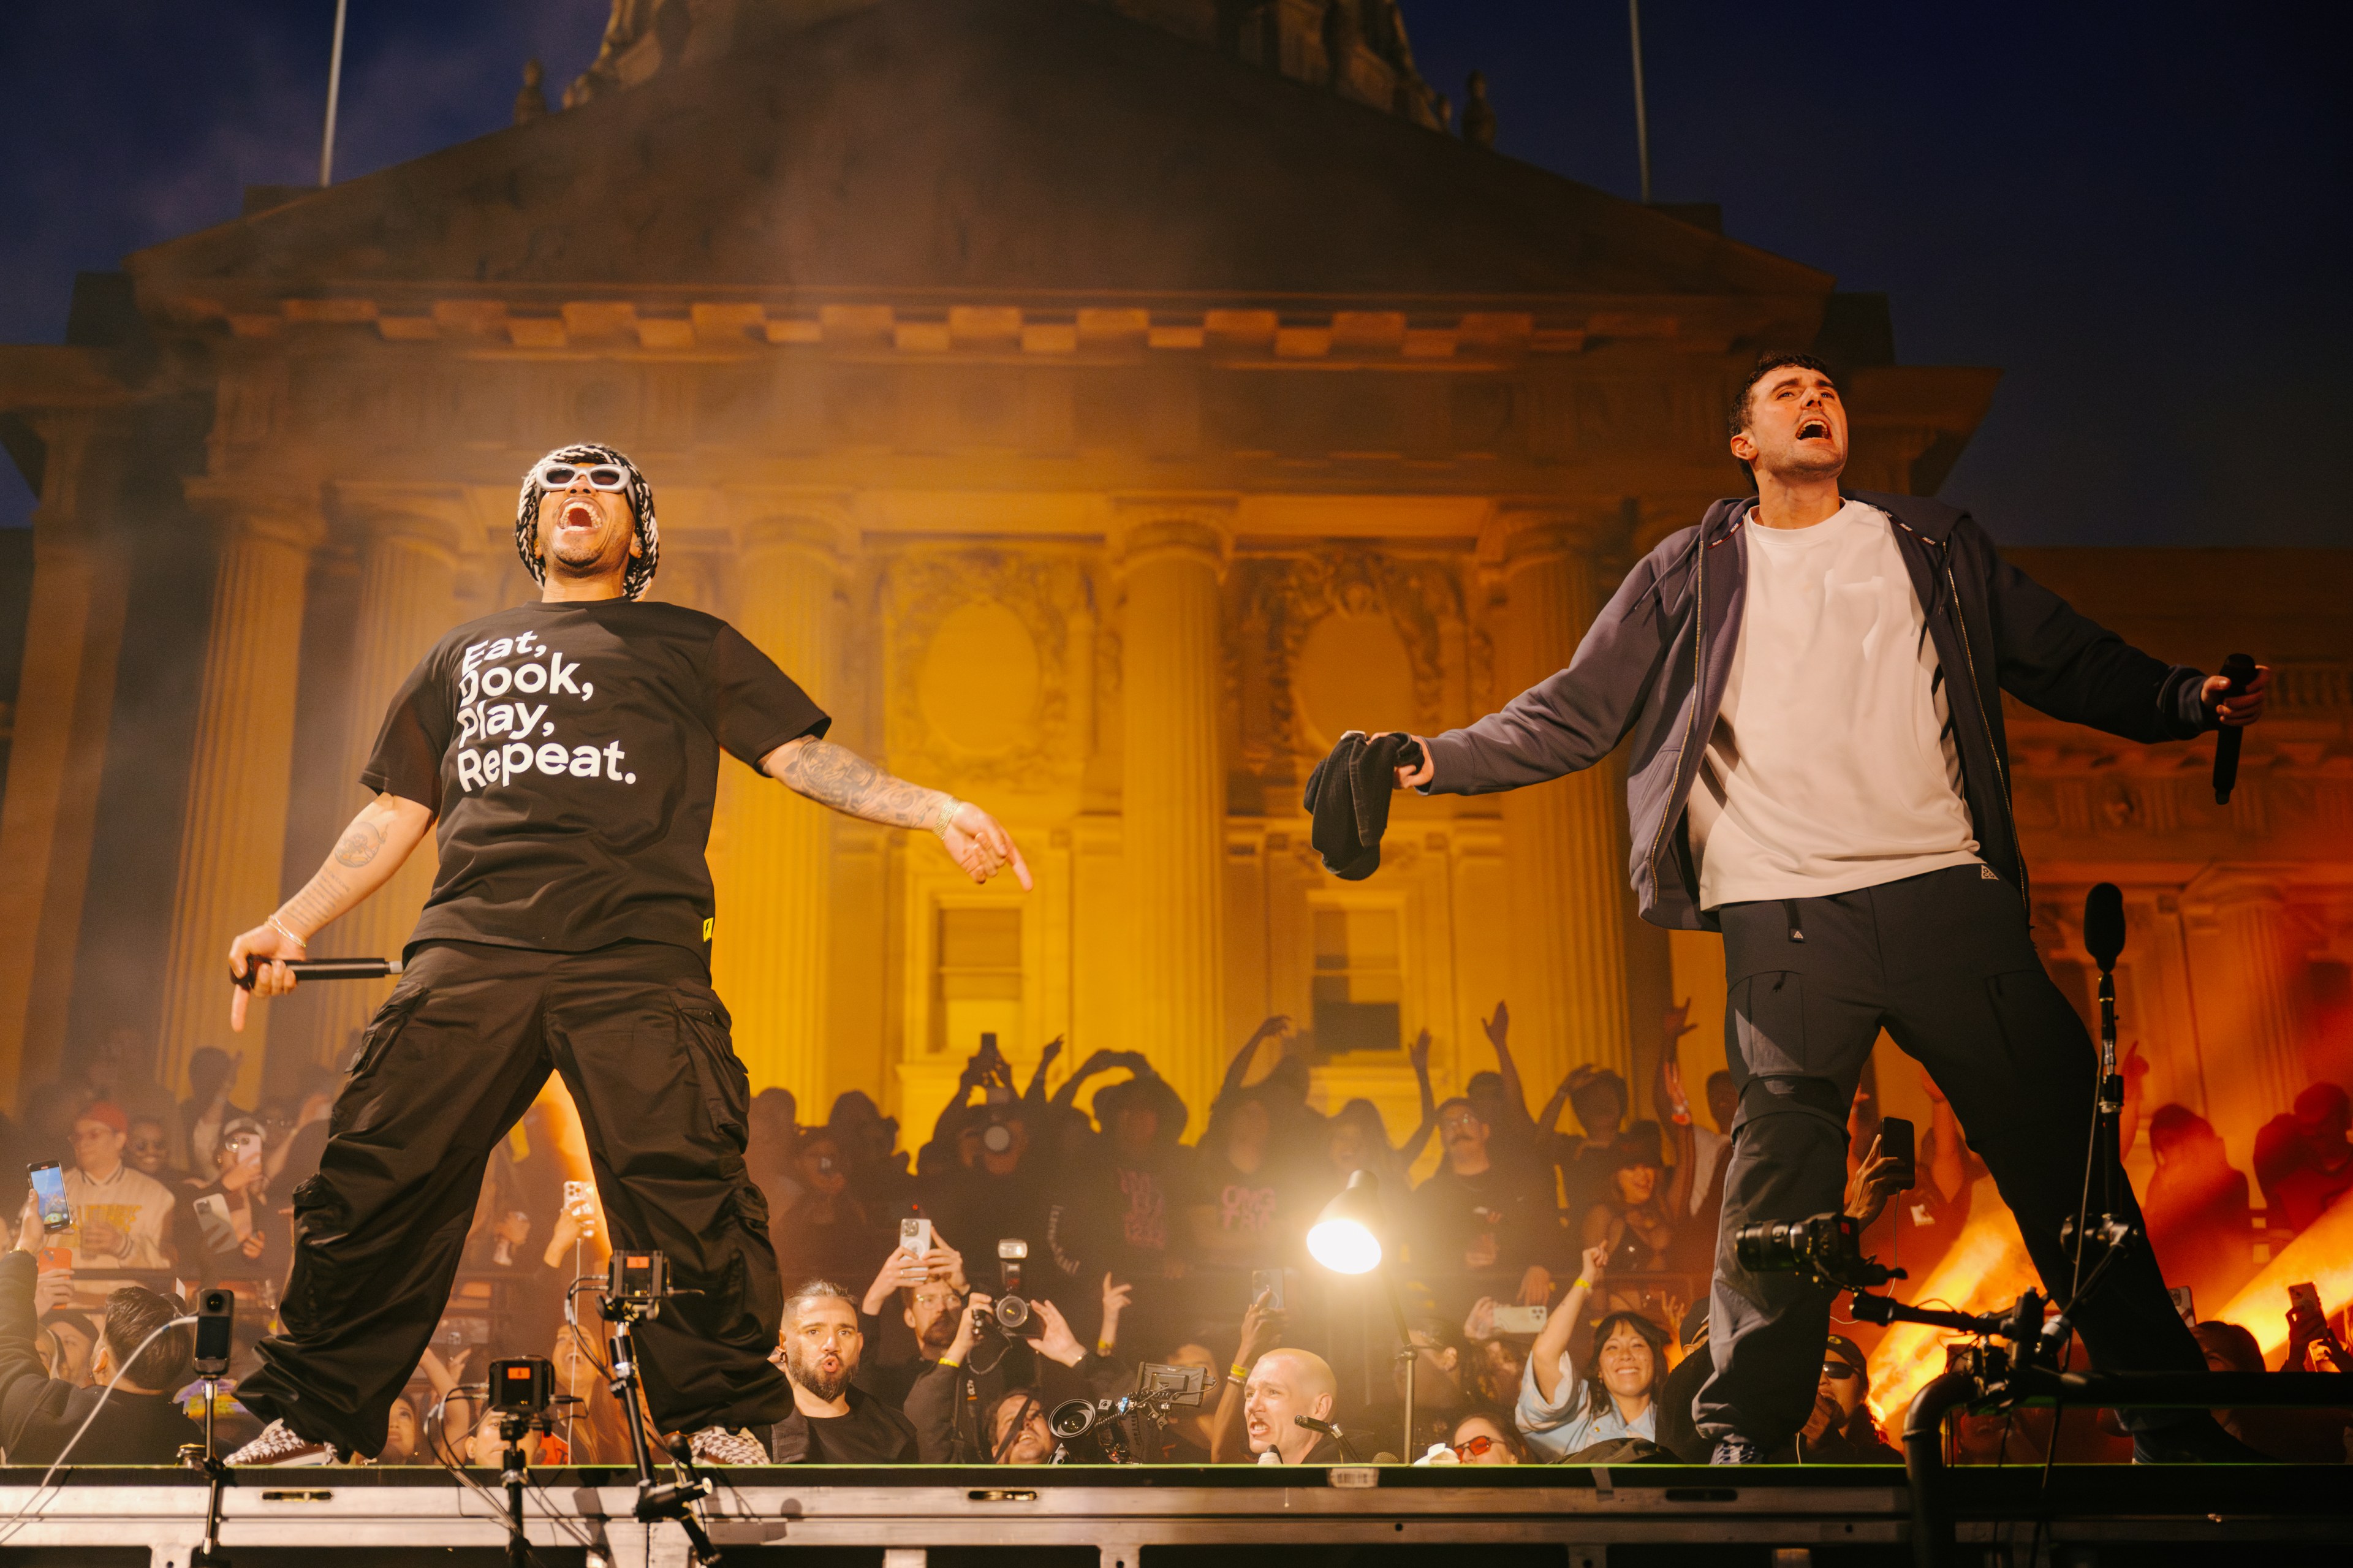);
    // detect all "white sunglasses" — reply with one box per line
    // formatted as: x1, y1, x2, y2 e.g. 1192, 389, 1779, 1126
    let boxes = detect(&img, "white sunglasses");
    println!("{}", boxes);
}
534, 460, 633, 491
